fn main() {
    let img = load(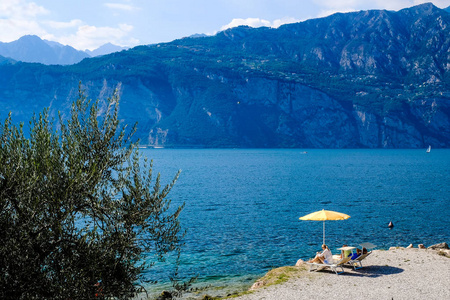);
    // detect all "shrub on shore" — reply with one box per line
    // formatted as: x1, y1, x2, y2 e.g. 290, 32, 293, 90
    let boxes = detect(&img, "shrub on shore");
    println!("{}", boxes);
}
0, 84, 188, 299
